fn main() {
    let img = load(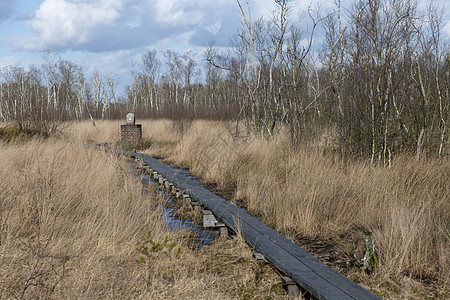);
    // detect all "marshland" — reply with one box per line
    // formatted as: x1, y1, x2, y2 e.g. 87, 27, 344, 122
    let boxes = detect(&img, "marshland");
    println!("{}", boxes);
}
0, 0, 449, 298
